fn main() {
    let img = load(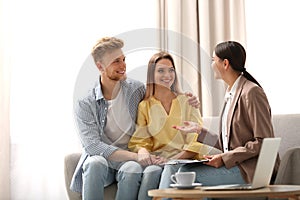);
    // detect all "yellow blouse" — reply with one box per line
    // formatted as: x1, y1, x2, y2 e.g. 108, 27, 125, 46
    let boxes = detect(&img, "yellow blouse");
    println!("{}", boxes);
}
128, 95, 207, 159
